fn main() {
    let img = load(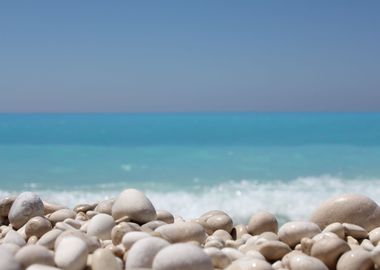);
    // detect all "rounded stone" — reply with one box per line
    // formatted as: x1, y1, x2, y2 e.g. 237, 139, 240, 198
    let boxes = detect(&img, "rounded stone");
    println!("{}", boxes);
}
156, 210, 174, 224
231, 224, 248, 240
155, 221, 207, 244
87, 213, 115, 240
310, 236, 350, 269
15, 245, 54, 268
8, 192, 44, 229
0, 196, 16, 217
257, 240, 291, 261
95, 199, 114, 215
198, 210, 234, 234
48, 209, 76, 225
92, 248, 121, 270
225, 258, 274, 270
342, 223, 368, 239
43, 202, 65, 215
369, 227, 380, 245
248, 211, 278, 235
286, 254, 328, 270
278, 221, 321, 247
36, 229, 62, 249
26, 265, 61, 270
152, 243, 213, 270
54, 237, 89, 270
204, 247, 231, 269
310, 194, 380, 231
122, 231, 152, 250
111, 222, 141, 245
0, 247, 22, 270
337, 249, 373, 270
322, 222, 345, 239
126, 237, 170, 269
25, 216, 52, 238
112, 189, 156, 224
3, 230, 26, 247
55, 230, 100, 253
